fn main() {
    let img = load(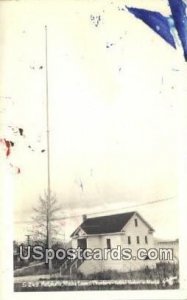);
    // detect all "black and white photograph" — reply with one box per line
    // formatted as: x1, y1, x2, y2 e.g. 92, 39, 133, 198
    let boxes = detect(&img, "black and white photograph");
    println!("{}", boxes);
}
0, 0, 187, 298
